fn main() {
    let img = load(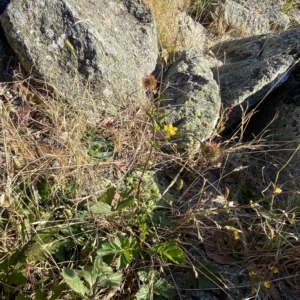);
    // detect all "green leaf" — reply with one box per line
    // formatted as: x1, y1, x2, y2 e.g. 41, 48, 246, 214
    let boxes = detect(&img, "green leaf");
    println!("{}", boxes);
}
88, 140, 114, 158
118, 251, 131, 269
7, 270, 27, 285
93, 255, 104, 274
98, 186, 116, 205
97, 236, 138, 269
146, 111, 154, 119
96, 271, 122, 288
116, 194, 135, 210
49, 282, 66, 300
24, 227, 59, 262
61, 267, 89, 297
136, 270, 175, 300
152, 211, 172, 228
152, 242, 185, 265
80, 266, 94, 289
90, 202, 114, 216
153, 278, 176, 299
0, 249, 25, 271
135, 285, 151, 300
35, 289, 47, 300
